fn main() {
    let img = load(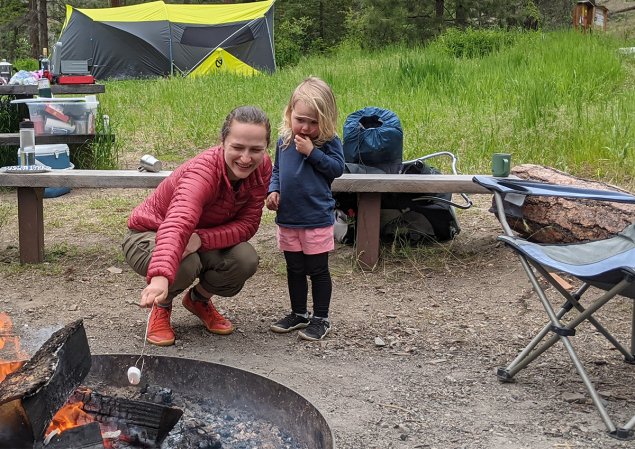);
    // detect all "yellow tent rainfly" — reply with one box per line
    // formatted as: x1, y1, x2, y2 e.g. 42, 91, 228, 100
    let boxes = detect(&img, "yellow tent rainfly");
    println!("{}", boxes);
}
56, 0, 275, 80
